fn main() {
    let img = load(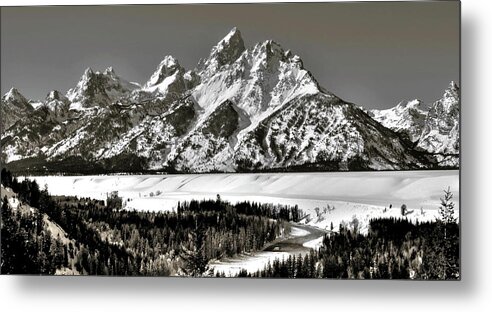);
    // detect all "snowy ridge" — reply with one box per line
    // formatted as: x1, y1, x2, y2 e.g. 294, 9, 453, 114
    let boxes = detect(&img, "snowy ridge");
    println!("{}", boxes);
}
66, 67, 139, 109
370, 99, 428, 142
370, 82, 460, 167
